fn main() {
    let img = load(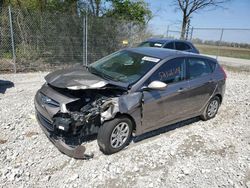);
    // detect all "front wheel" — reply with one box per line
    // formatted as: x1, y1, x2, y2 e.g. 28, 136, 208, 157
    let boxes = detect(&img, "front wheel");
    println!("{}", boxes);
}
201, 96, 220, 121
97, 116, 133, 155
